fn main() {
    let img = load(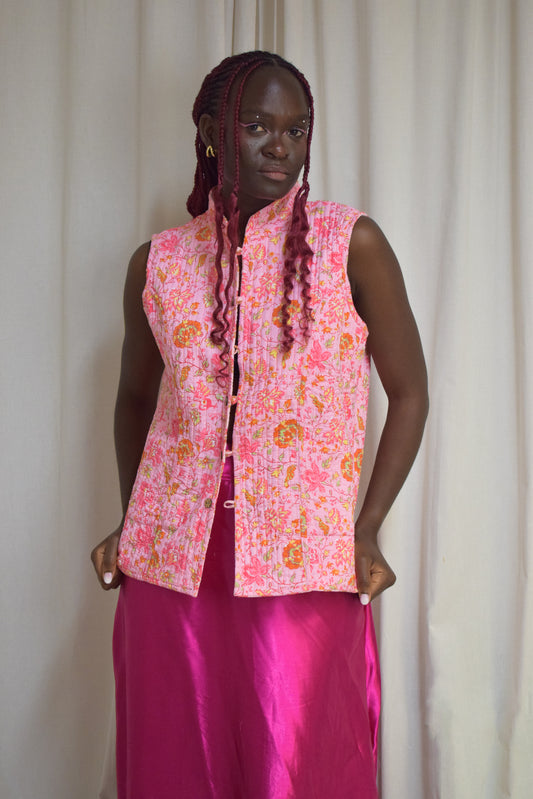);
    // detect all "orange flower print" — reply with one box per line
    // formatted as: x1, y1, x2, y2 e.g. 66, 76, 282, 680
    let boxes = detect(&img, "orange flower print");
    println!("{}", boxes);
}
195, 226, 211, 241
354, 448, 364, 475
340, 332, 354, 360
179, 365, 192, 388
147, 524, 166, 571
173, 320, 202, 347
273, 419, 303, 448
294, 376, 307, 406
311, 395, 324, 413
244, 489, 256, 507
340, 453, 353, 481
272, 300, 300, 328
176, 438, 194, 464
300, 509, 308, 538
284, 463, 296, 488
282, 539, 303, 569
290, 509, 308, 538
340, 449, 364, 480
250, 242, 267, 261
